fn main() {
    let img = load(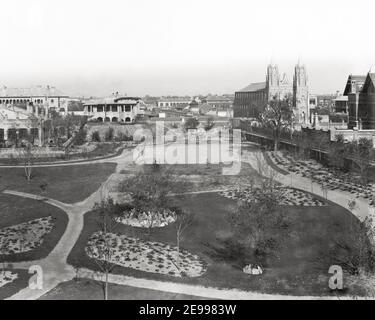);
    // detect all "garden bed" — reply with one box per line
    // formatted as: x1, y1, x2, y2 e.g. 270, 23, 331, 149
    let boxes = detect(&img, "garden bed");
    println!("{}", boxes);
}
220, 186, 326, 206
86, 232, 206, 277
0, 193, 68, 262
0, 217, 54, 255
0, 271, 18, 288
267, 151, 375, 207
116, 208, 177, 228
